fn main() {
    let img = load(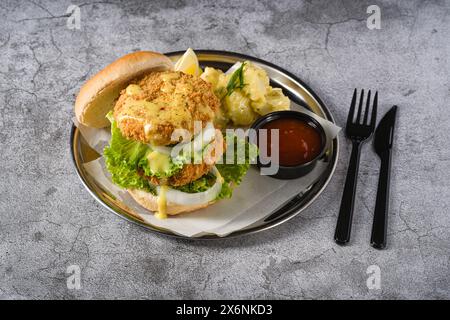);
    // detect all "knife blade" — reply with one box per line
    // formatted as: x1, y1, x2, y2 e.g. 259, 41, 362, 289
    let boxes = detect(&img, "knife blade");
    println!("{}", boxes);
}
371, 105, 398, 249
374, 105, 397, 156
